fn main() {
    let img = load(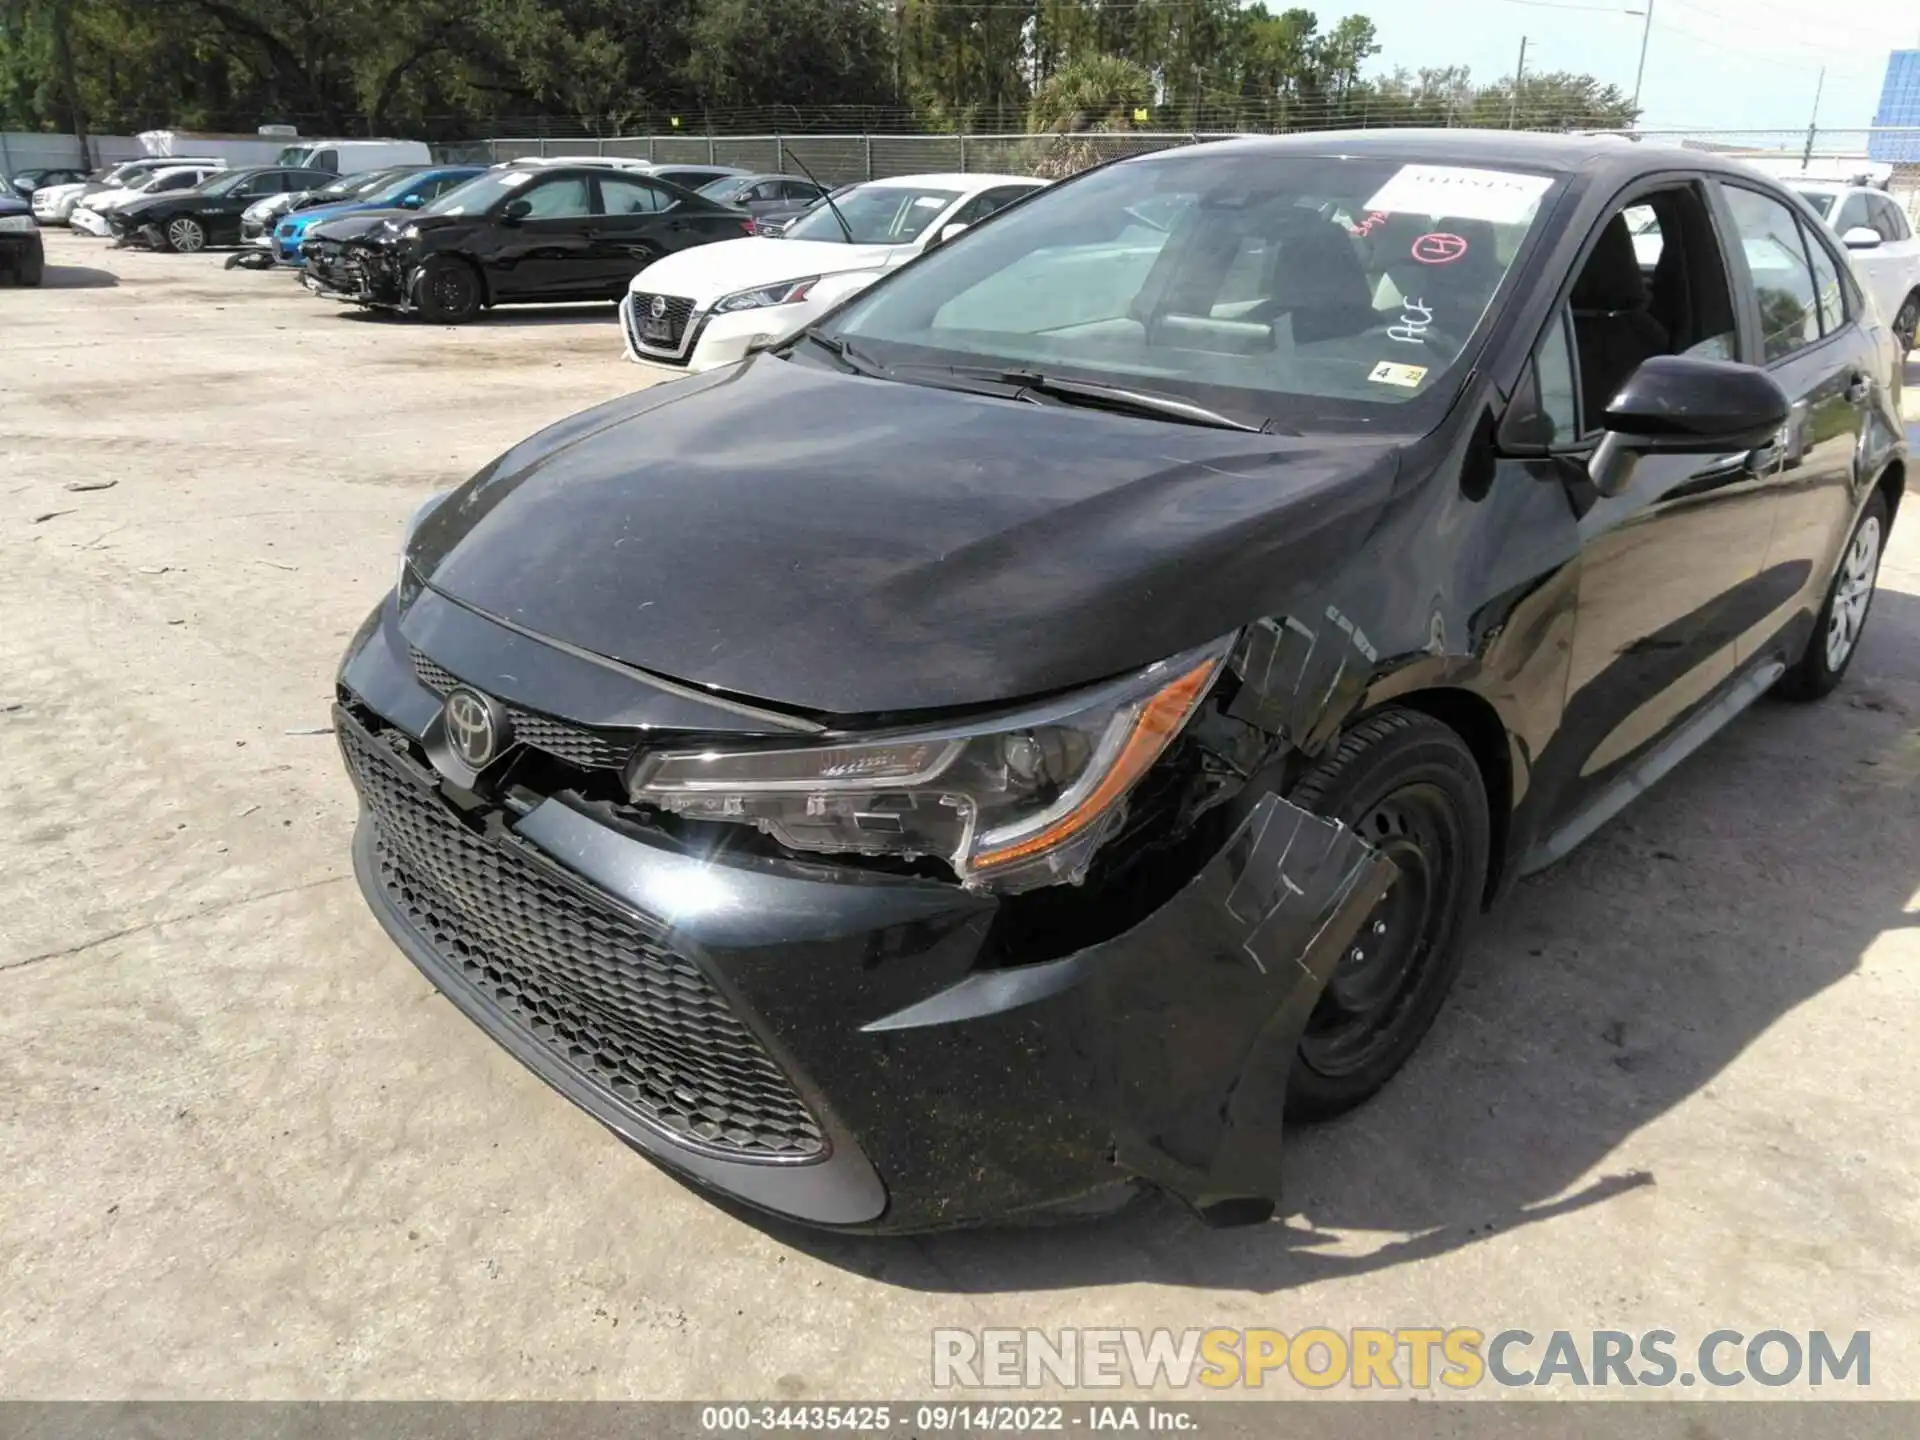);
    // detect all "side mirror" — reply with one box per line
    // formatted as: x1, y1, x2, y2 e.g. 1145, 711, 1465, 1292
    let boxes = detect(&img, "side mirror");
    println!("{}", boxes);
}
501, 197, 532, 223
935, 221, 969, 246
1588, 355, 1790, 497
1841, 225, 1882, 250
398, 193, 425, 209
